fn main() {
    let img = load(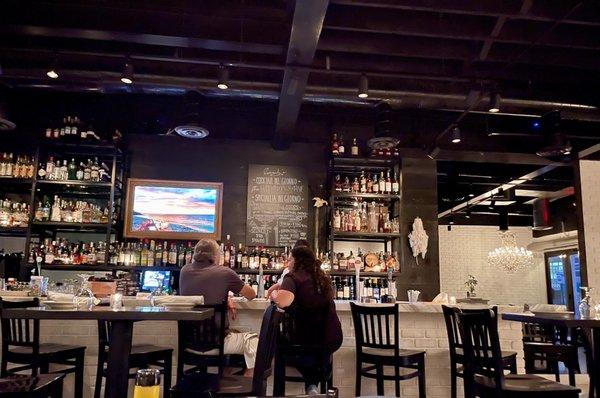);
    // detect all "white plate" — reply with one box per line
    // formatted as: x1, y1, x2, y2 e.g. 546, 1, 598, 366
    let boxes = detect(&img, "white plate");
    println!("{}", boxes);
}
44, 301, 76, 310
